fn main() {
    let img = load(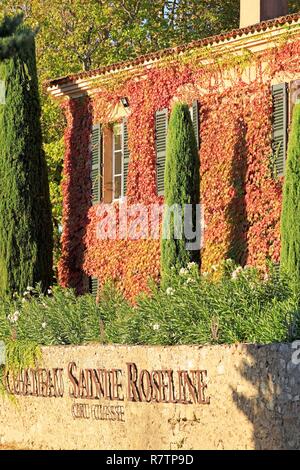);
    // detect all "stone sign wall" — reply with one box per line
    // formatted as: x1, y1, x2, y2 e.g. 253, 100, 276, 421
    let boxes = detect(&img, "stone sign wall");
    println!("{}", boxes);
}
0, 342, 300, 450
